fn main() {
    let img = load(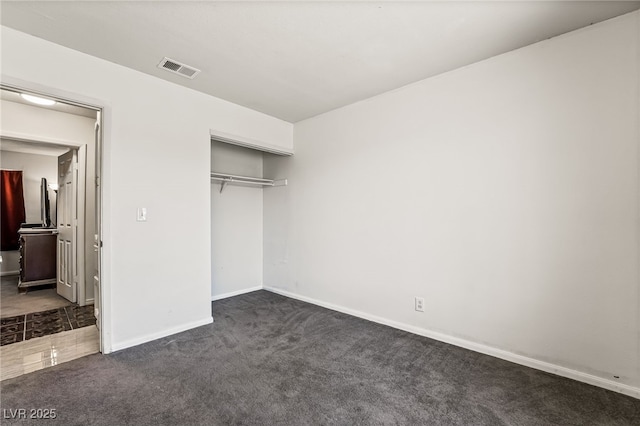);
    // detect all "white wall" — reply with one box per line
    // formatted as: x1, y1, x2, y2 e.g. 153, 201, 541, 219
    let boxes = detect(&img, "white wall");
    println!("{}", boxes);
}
0, 149, 59, 274
211, 141, 263, 299
264, 11, 640, 395
1, 26, 293, 352
0, 99, 97, 301
1, 99, 95, 146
